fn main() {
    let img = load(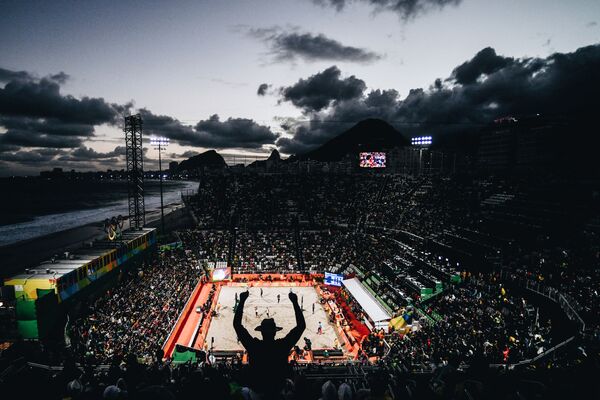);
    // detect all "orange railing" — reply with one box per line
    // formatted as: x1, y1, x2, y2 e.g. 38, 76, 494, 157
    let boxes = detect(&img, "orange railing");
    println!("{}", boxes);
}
162, 279, 204, 358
